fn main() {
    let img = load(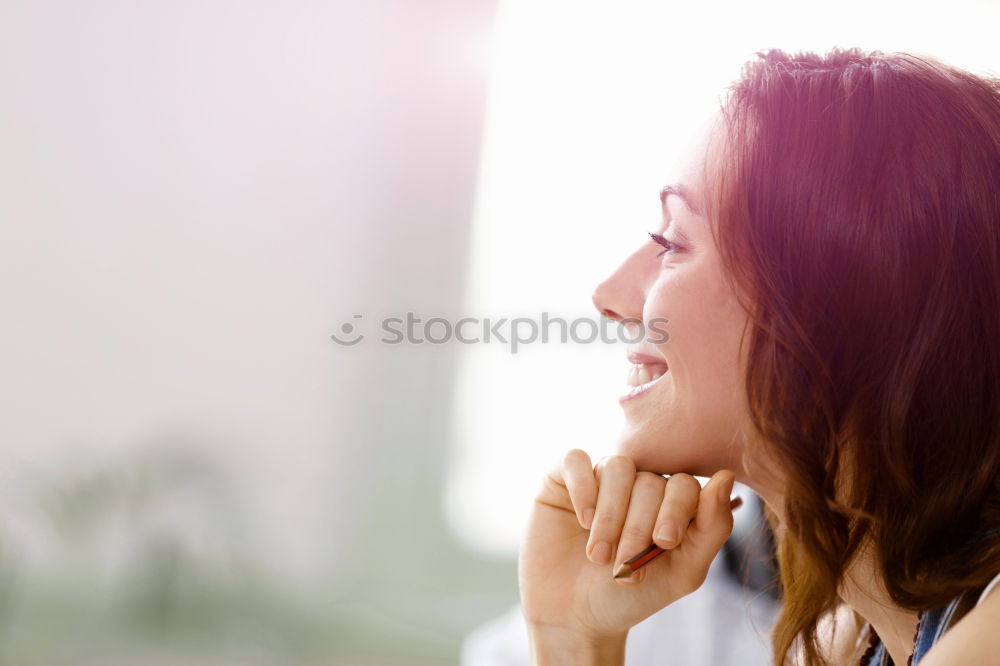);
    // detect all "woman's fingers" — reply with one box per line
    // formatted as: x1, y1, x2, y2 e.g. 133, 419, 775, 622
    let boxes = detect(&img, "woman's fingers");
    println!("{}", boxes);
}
667, 470, 737, 591
651, 473, 701, 550
587, 455, 636, 566
688, 470, 736, 547
613, 471, 667, 583
549, 448, 737, 593
561, 449, 598, 529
